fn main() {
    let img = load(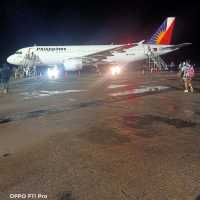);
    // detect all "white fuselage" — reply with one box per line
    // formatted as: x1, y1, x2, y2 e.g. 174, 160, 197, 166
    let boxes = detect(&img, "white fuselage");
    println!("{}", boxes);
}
7, 44, 176, 71
35, 45, 121, 65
